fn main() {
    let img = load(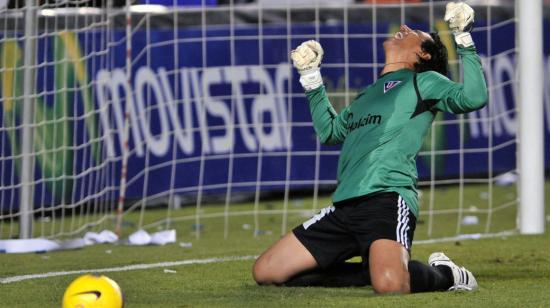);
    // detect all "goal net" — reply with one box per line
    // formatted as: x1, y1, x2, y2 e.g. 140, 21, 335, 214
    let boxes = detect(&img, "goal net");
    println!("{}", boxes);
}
0, 1, 524, 243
